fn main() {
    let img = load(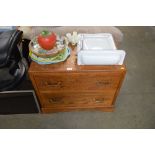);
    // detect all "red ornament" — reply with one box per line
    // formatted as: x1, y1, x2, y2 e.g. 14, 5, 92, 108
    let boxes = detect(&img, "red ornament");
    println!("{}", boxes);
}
38, 31, 57, 50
